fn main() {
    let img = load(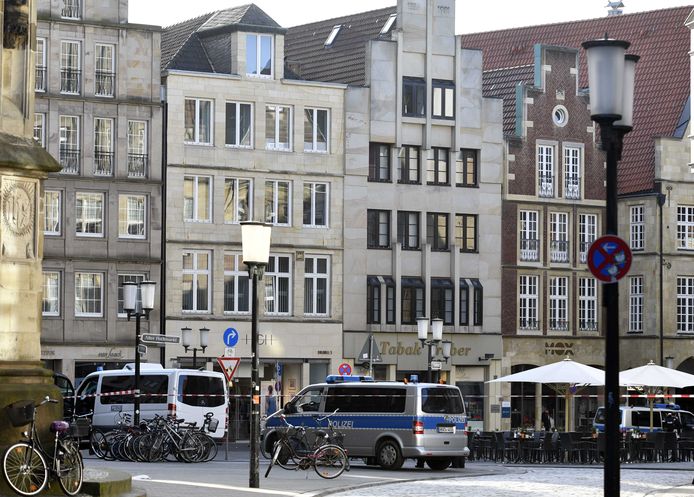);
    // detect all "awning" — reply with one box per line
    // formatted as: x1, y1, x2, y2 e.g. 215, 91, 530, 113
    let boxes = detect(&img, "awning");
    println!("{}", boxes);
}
401, 277, 424, 287
431, 278, 453, 288
470, 278, 483, 289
